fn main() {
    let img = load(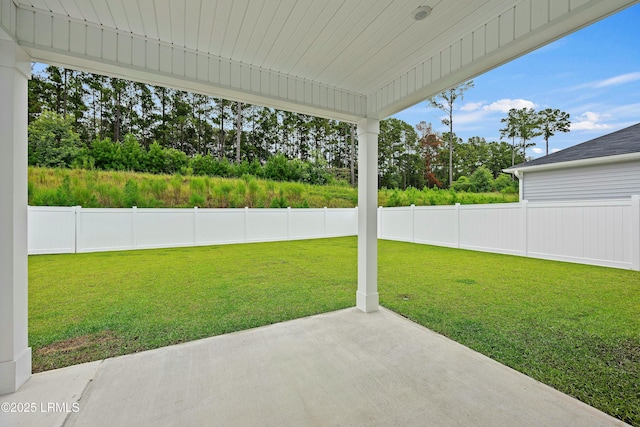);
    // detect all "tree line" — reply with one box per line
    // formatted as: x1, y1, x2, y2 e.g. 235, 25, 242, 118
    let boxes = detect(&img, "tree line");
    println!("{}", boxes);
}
28, 66, 566, 192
